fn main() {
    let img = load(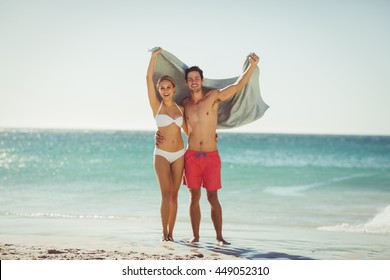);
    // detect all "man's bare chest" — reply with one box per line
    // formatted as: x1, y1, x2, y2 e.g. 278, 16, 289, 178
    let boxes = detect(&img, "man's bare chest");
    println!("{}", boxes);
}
186, 102, 215, 121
